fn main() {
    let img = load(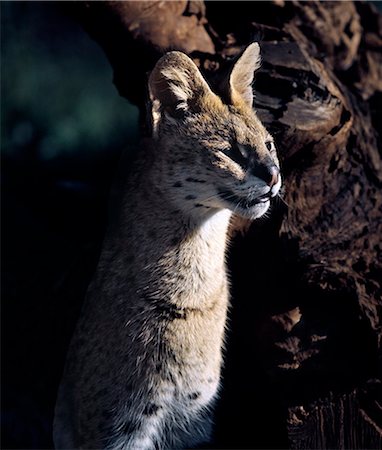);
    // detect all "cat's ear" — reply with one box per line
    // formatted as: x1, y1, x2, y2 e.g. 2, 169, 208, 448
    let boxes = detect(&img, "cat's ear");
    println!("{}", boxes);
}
222, 42, 261, 109
149, 51, 216, 118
